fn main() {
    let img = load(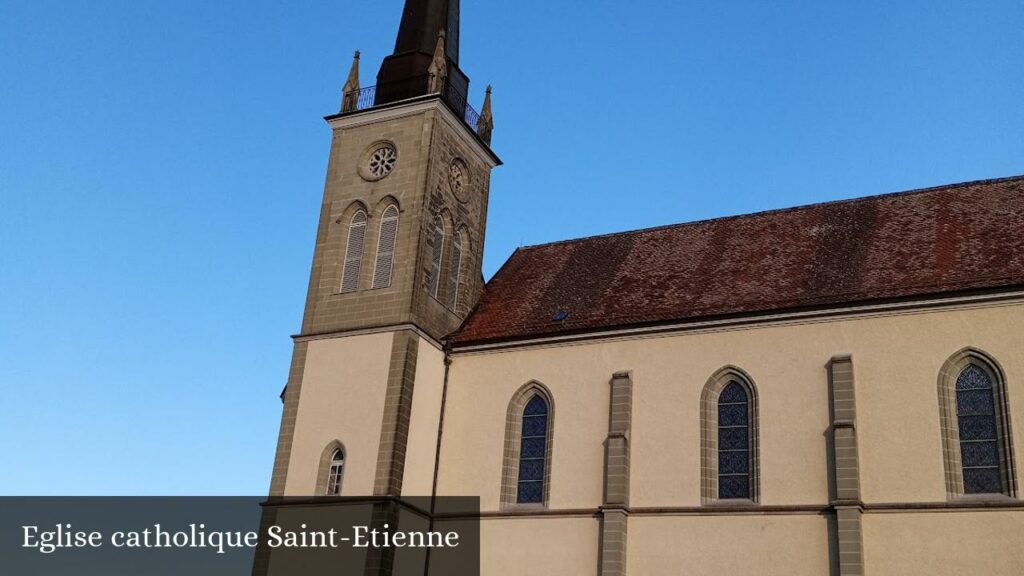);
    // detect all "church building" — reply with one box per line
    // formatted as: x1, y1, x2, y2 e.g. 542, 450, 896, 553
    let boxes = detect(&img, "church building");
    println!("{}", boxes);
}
264, 1, 1024, 574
